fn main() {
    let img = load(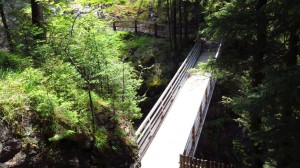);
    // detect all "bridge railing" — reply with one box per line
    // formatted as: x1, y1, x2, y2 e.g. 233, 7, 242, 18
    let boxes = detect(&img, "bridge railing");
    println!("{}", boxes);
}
180, 155, 236, 168
112, 20, 199, 37
183, 43, 222, 157
135, 42, 202, 158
